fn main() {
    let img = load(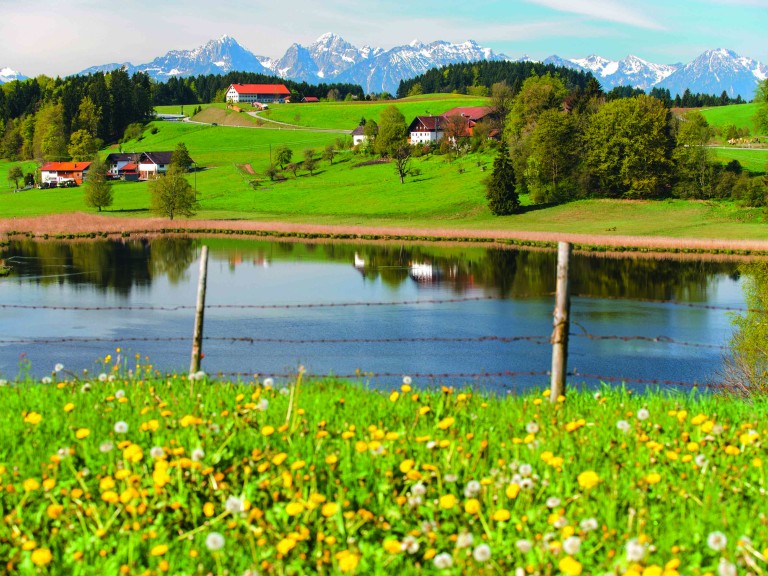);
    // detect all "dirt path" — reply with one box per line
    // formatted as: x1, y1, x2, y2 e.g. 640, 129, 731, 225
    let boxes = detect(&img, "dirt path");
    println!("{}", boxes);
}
3, 213, 768, 254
